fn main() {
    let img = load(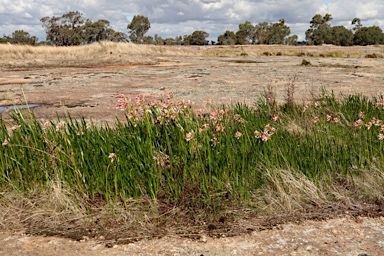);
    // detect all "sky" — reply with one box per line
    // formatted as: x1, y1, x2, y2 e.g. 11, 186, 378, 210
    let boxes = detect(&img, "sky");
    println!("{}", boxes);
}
0, 0, 384, 42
